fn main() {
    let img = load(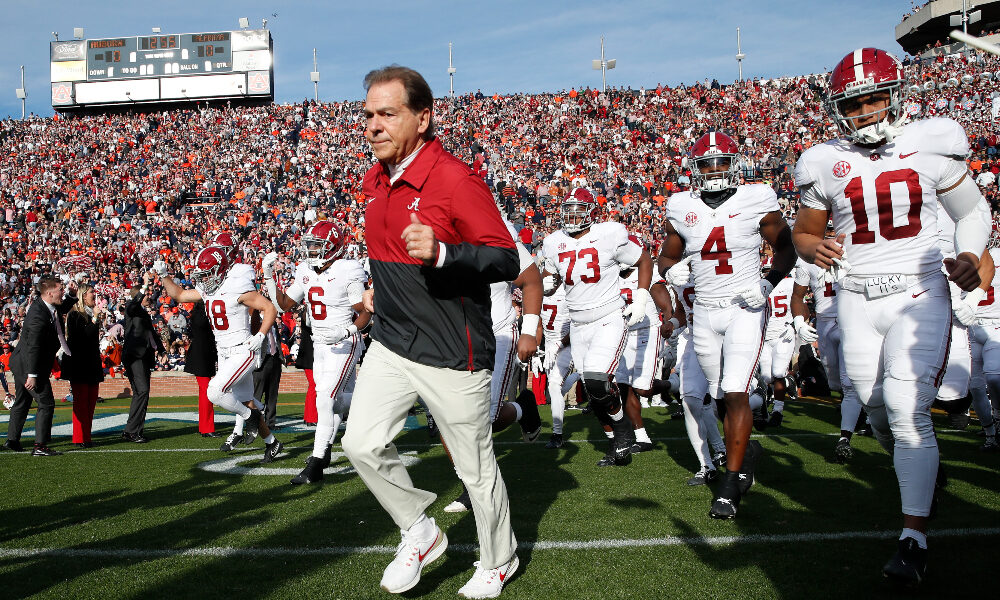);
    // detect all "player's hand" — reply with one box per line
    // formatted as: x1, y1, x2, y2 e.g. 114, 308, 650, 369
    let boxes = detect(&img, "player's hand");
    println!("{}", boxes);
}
152, 260, 168, 278
665, 255, 693, 287
516, 333, 538, 363
944, 253, 981, 292
362, 288, 375, 313
246, 332, 266, 351
623, 288, 650, 327
401, 213, 438, 265
737, 279, 773, 310
814, 234, 846, 270
953, 287, 985, 326
24, 376, 36, 391
261, 252, 280, 279
793, 315, 818, 343
660, 320, 674, 338
326, 327, 351, 345
543, 344, 559, 371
